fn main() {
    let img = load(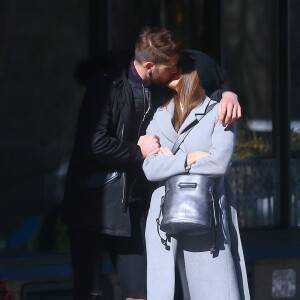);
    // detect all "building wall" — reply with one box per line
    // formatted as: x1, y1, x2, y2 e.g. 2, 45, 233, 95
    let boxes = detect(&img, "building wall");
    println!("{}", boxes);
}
0, 0, 88, 255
